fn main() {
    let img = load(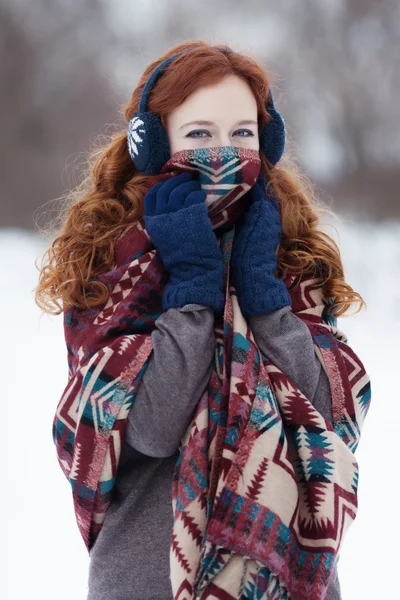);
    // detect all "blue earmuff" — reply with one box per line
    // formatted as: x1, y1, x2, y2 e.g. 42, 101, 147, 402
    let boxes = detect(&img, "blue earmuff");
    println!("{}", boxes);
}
127, 46, 286, 175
